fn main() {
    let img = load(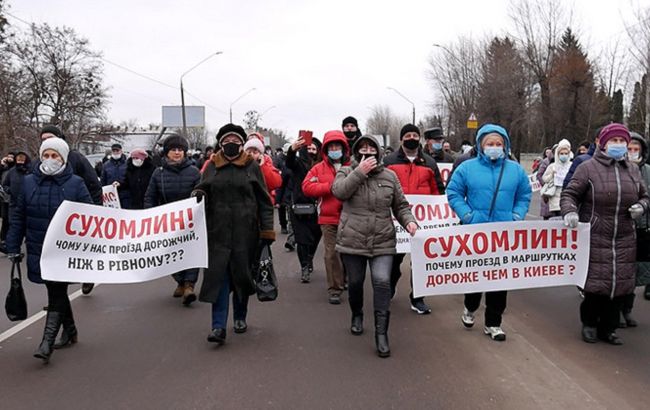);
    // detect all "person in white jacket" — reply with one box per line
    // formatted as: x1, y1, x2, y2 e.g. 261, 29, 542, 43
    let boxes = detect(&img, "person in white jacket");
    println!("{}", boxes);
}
542, 139, 573, 218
